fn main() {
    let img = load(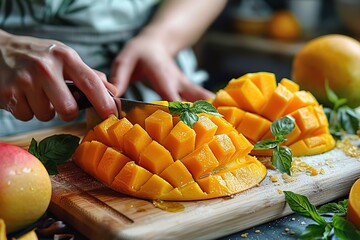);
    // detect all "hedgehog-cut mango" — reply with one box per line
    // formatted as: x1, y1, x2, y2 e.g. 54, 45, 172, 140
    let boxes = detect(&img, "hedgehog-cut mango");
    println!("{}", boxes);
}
73, 111, 267, 201
212, 72, 335, 156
